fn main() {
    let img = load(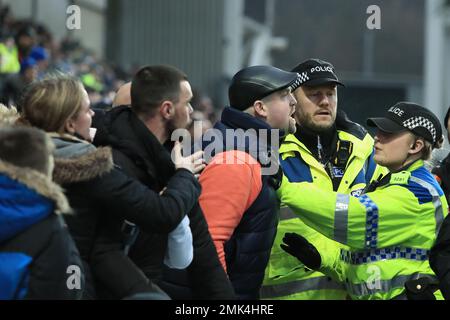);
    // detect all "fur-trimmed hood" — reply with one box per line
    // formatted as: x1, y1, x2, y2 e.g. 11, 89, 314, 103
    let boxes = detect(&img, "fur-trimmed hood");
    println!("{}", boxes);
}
0, 160, 71, 242
0, 104, 19, 126
0, 160, 70, 214
51, 134, 114, 185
